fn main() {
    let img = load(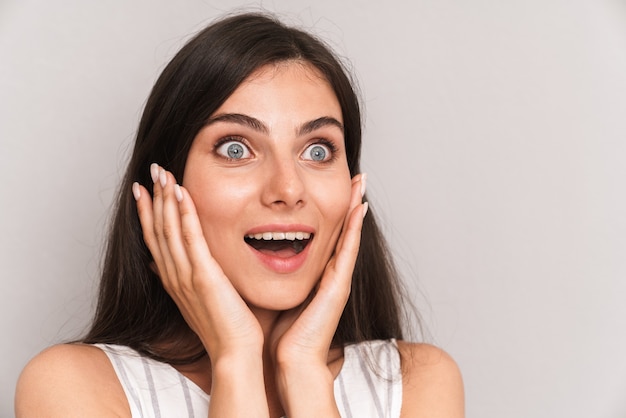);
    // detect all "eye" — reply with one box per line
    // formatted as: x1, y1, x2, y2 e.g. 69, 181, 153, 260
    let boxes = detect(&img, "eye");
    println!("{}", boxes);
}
215, 139, 252, 160
302, 143, 332, 162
